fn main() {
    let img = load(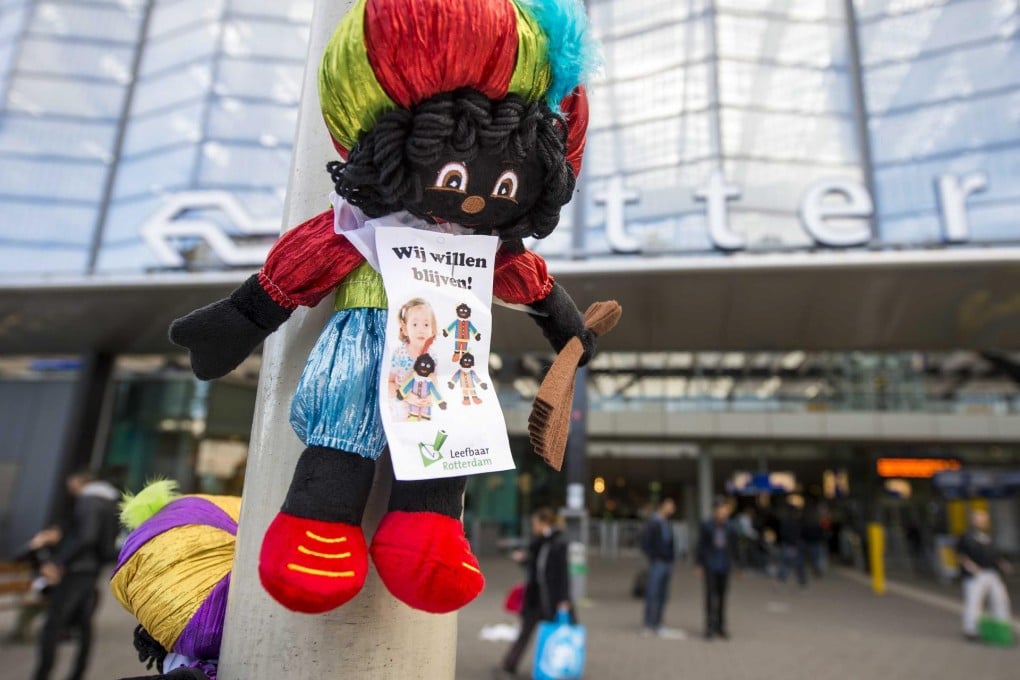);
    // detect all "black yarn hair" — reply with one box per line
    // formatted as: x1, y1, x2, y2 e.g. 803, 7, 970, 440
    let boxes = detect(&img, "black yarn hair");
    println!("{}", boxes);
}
133, 625, 168, 672
328, 88, 575, 243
